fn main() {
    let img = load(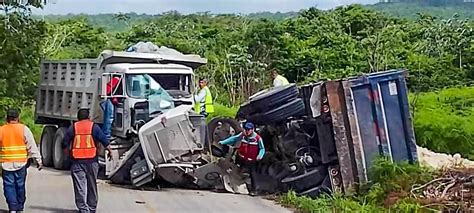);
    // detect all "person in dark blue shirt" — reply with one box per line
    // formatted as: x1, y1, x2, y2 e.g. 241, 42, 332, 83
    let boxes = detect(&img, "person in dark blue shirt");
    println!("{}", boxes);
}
62, 108, 112, 213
